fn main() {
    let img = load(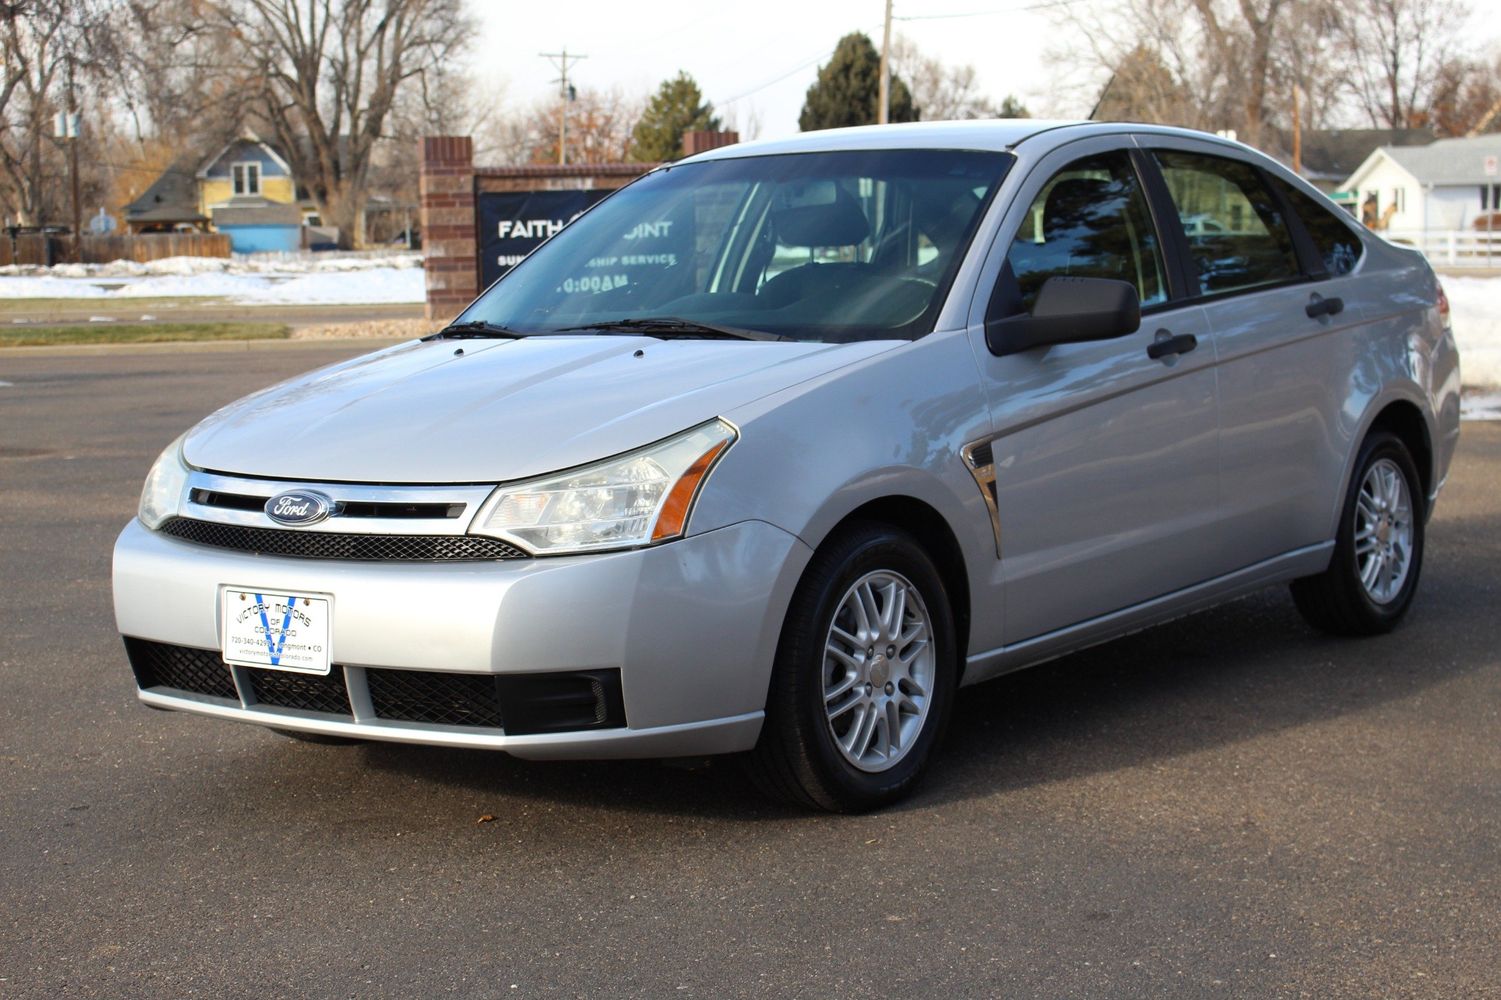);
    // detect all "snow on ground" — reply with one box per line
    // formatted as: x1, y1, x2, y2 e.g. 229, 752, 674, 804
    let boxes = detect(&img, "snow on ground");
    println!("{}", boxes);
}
1440, 276, 1501, 389
0, 252, 424, 304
